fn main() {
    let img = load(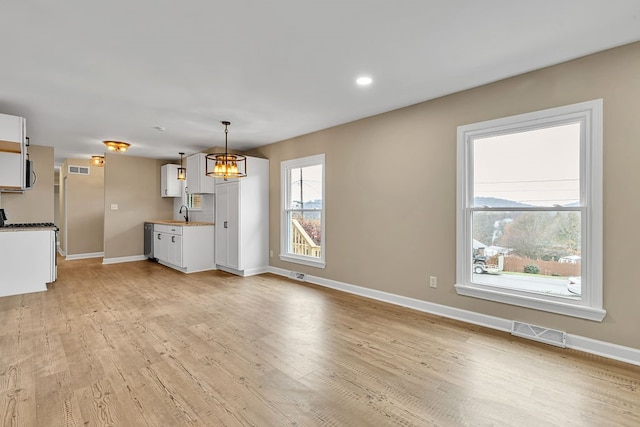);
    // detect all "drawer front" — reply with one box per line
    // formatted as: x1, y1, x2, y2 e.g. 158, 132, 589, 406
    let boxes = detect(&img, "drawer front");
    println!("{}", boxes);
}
154, 224, 183, 235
